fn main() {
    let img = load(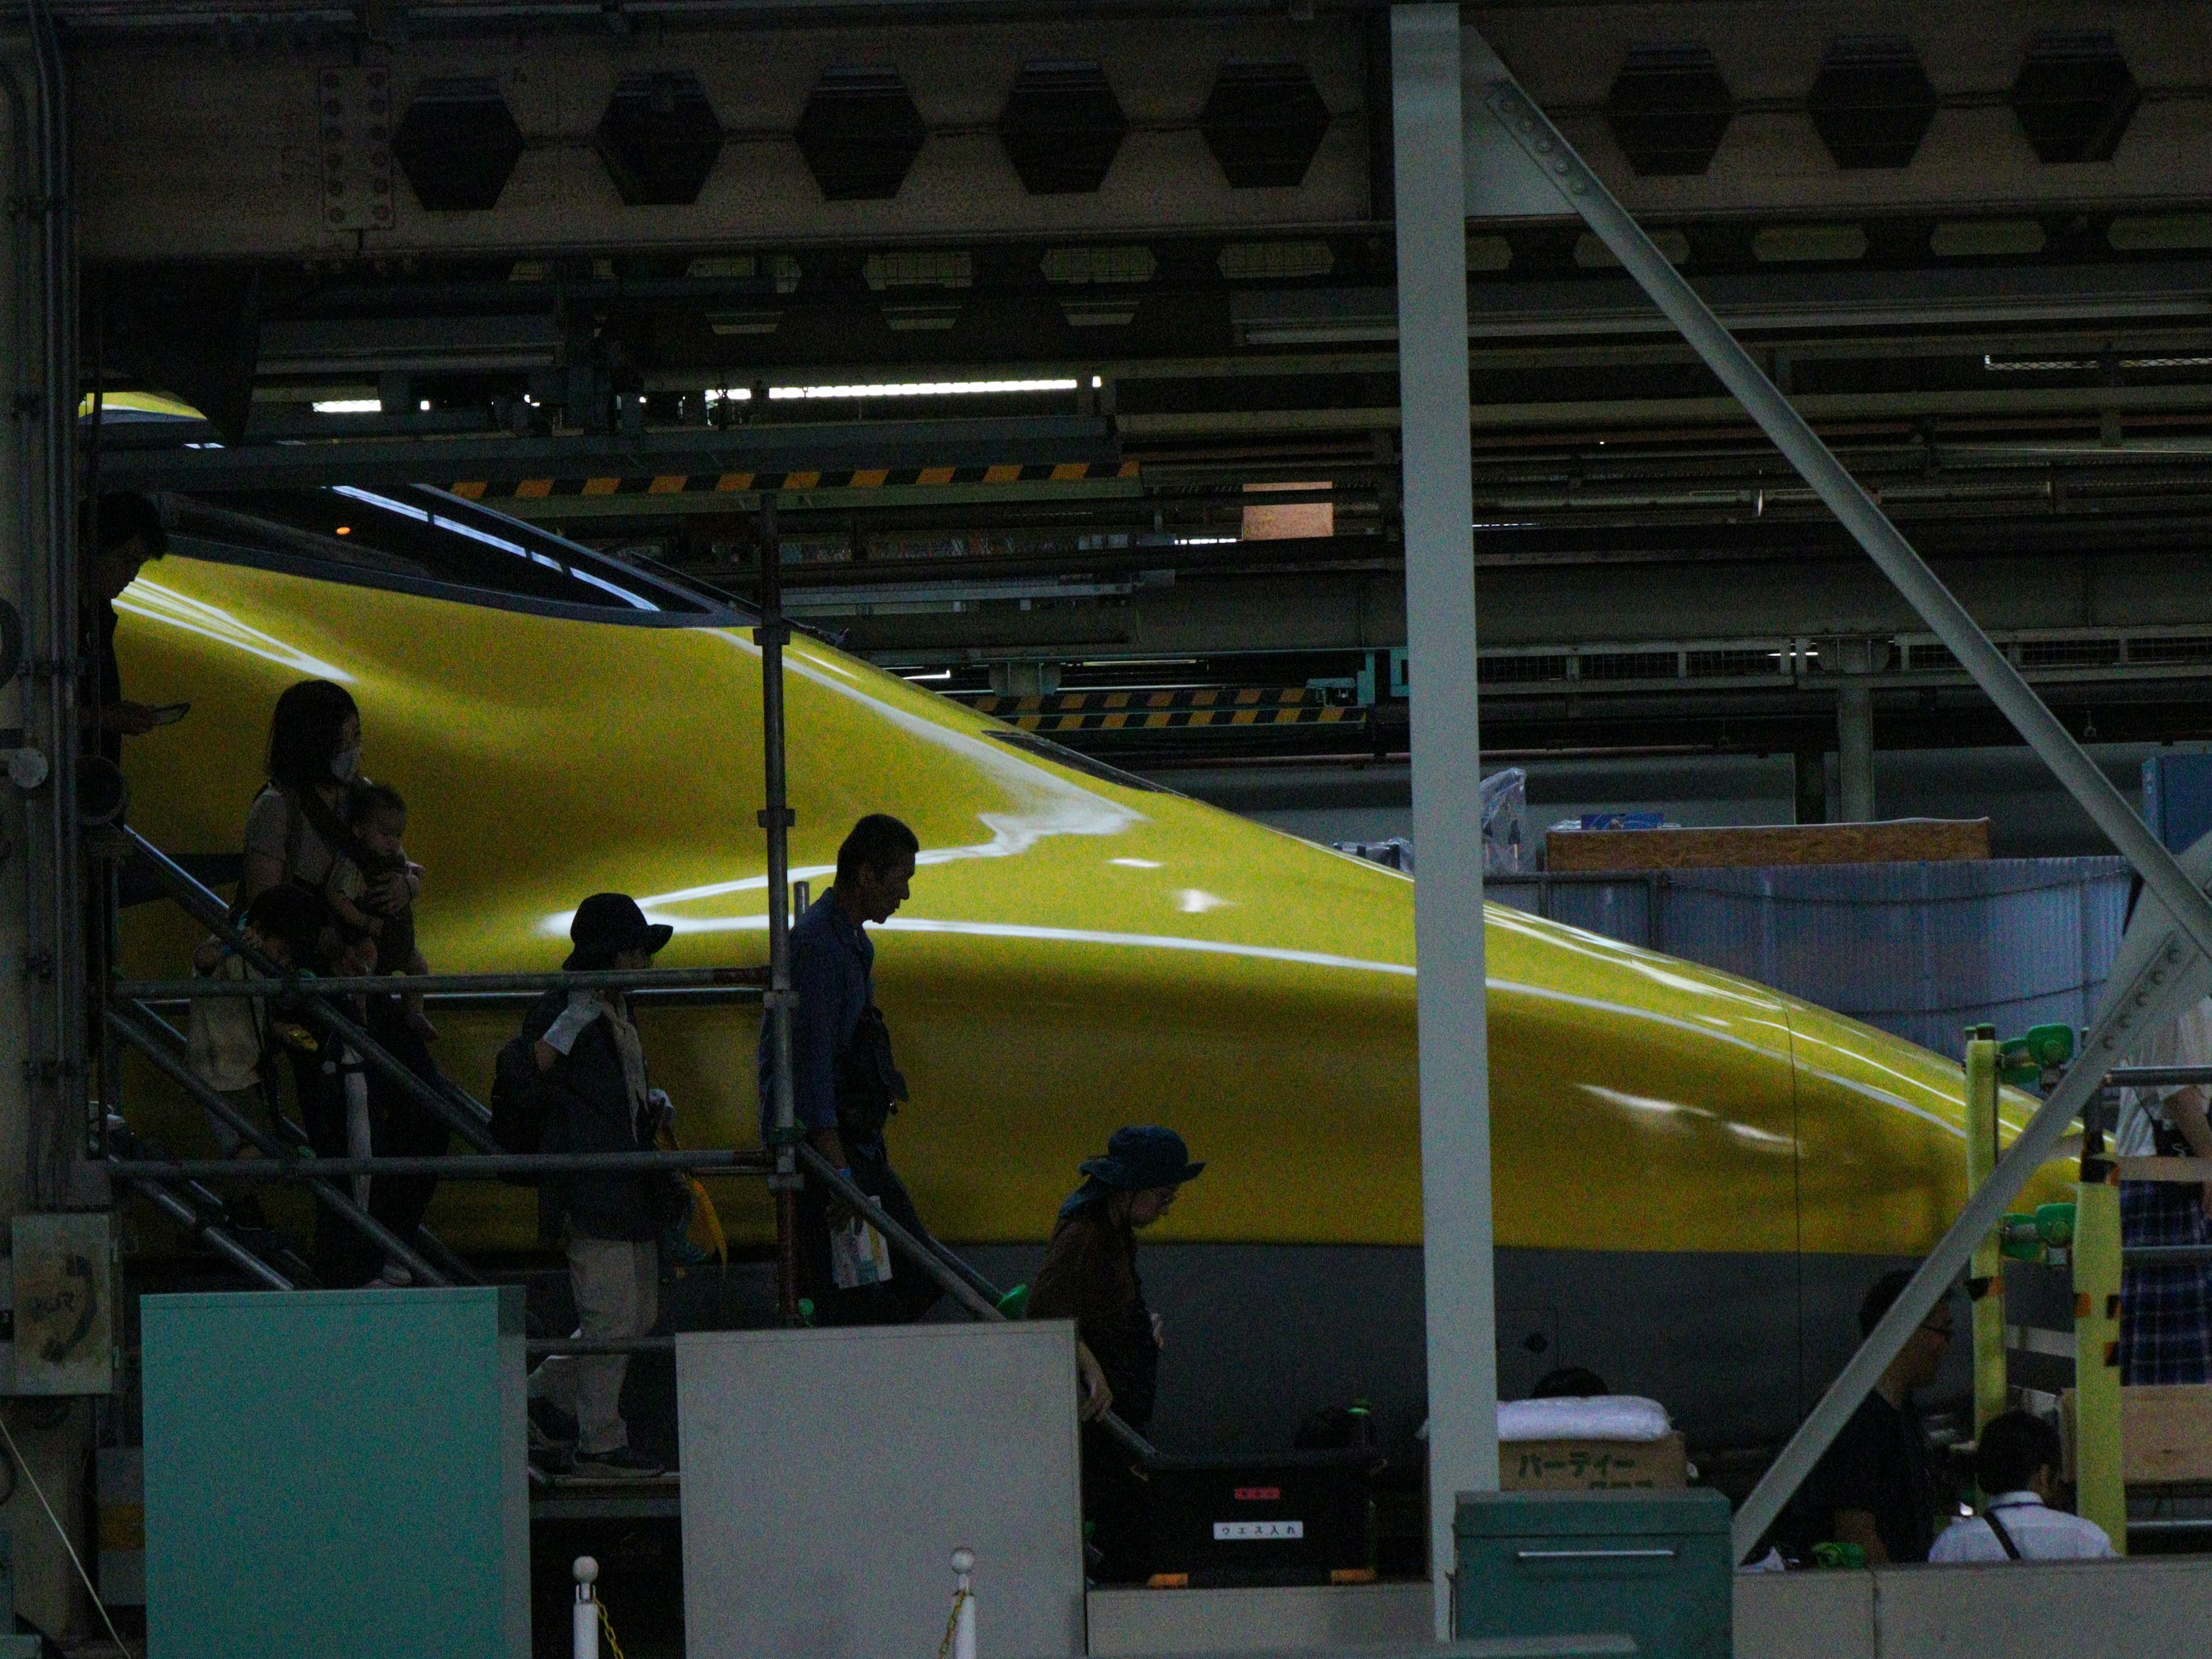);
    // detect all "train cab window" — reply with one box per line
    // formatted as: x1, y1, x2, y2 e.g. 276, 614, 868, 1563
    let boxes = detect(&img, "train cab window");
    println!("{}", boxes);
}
986, 727, 1173, 793
167, 486, 715, 619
